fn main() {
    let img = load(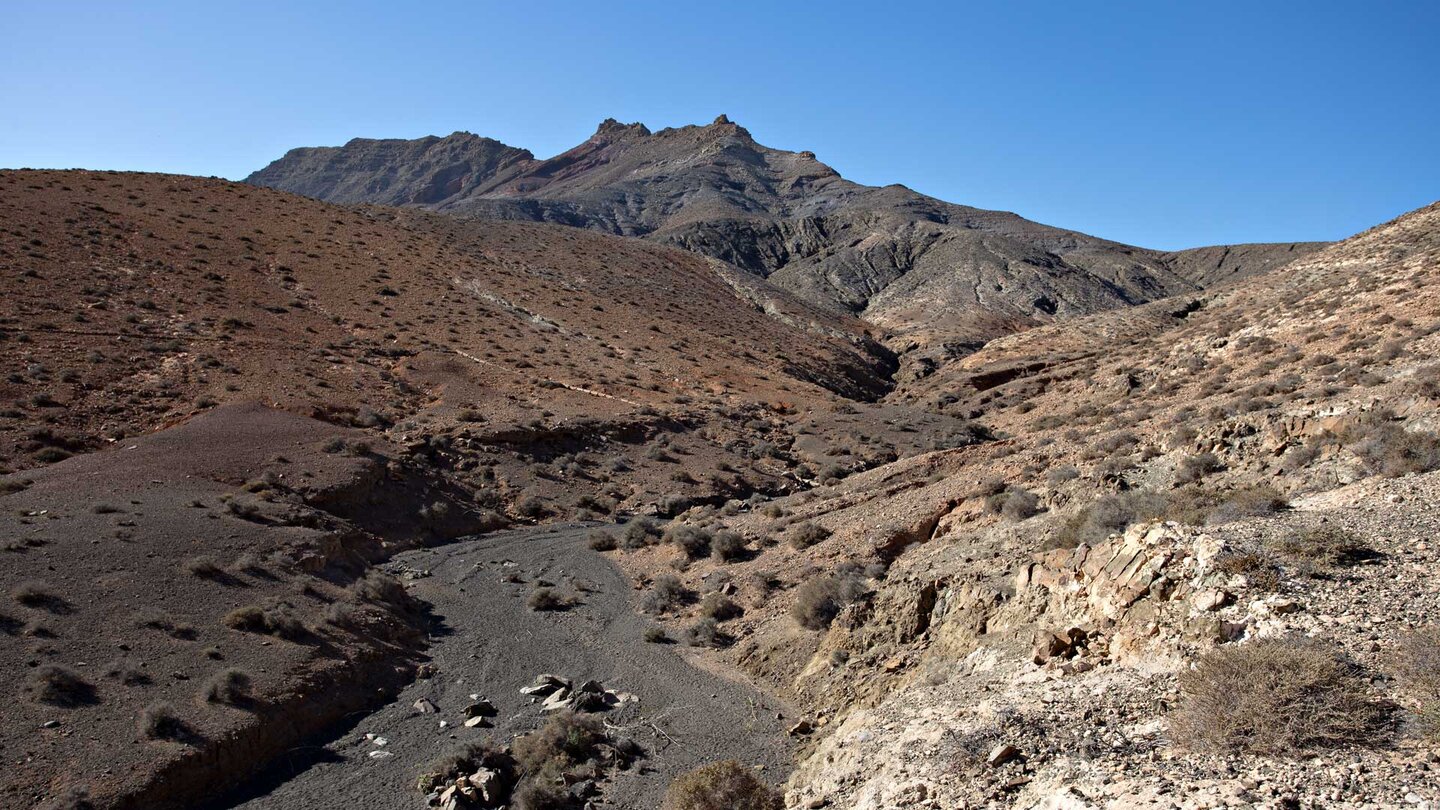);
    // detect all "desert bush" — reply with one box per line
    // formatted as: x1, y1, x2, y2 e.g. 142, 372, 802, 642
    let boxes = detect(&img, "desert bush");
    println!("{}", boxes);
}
621, 517, 662, 550
1046, 465, 1080, 486
1272, 524, 1370, 568
999, 488, 1040, 521
644, 625, 670, 643
1175, 452, 1224, 484
183, 555, 229, 581
1051, 490, 1170, 548
664, 525, 713, 560
682, 617, 730, 647
12, 579, 70, 612
203, 668, 253, 705
587, 529, 618, 551
791, 573, 866, 631
139, 701, 195, 742
663, 760, 783, 810
1212, 550, 1282, 592
1166, 484, 1287, 525
1389, 626, 1440, 735
710, 530, 747, 562
35, 786, 93, 810
27, 665, 97, 707
353, 570, 412, 608
103, 657, 151, 686
1170, 639, 1384, 755
527, 587, 572, 612
1345, 421, 1440, 477
515, 495, 550, 519
417, 740, 515, 795
786, 522, 831, 550
511, 711, 625, 782
223, 603, 307, 640
699, 592, 742, 622
642, 574, 693, 614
